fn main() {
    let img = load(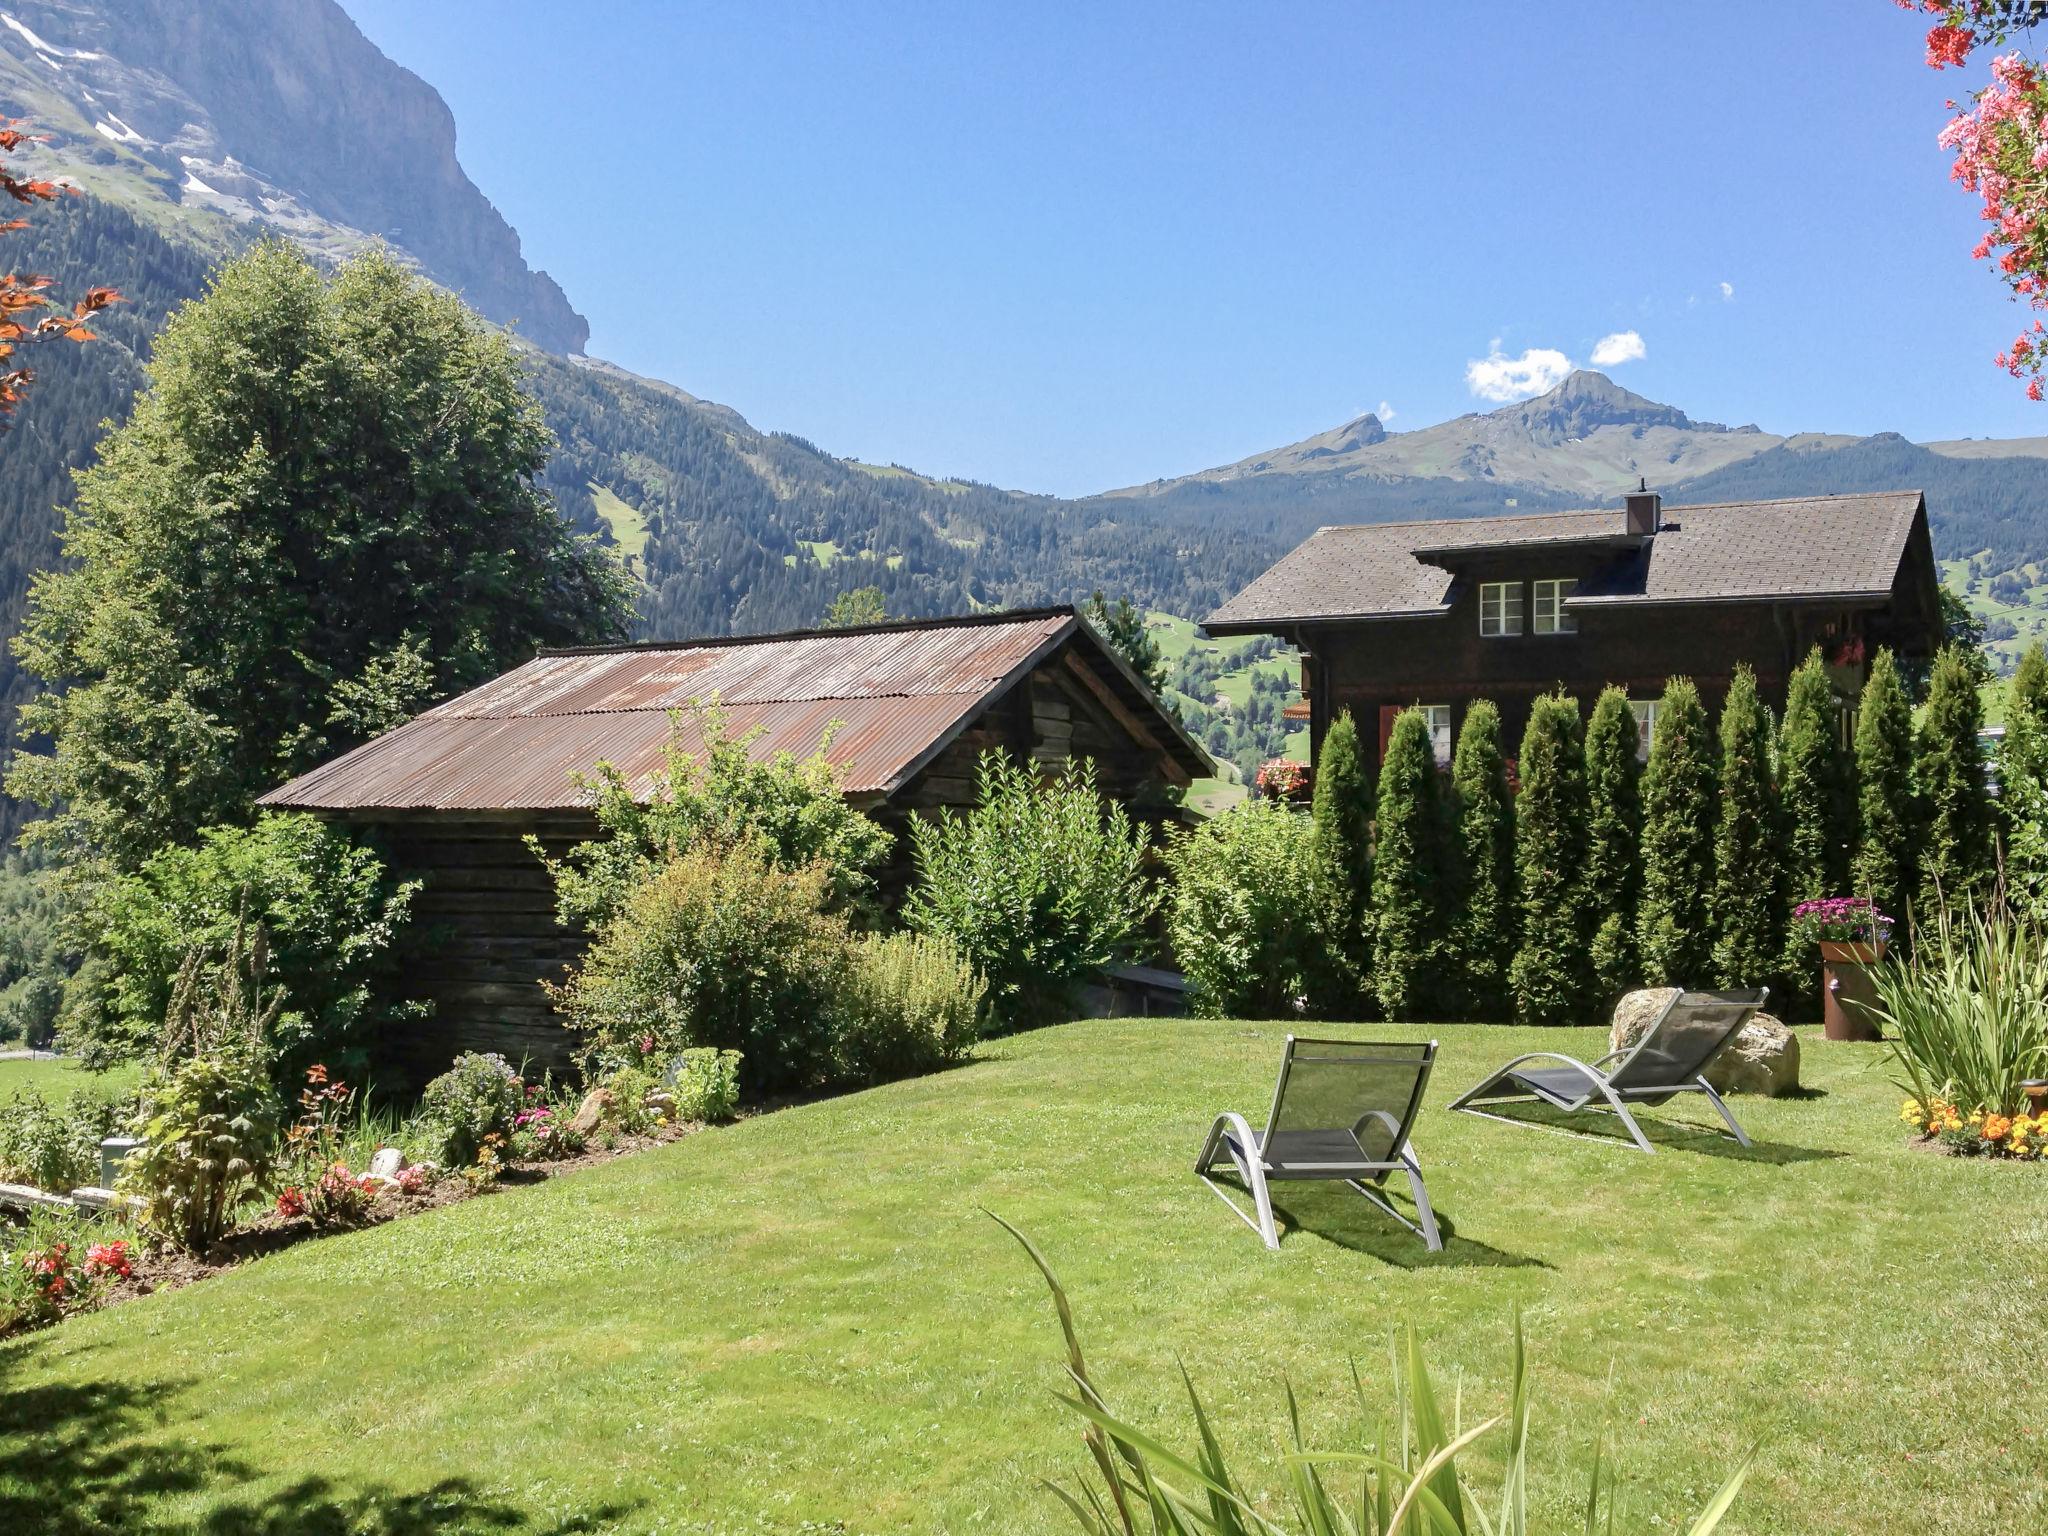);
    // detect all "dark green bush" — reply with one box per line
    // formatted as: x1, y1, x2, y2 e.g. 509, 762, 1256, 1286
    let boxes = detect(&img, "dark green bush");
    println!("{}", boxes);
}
1371, 707, 1449, 1020
1308, 711, 1374, 1014
1638, 677, 1717, 986
1449, 700, 1516, 1020
1918, 643, 1994, 912
77, 812, 419, 1080
1584, 686, 1643, 1004
1853, 648, 1919, 922
1509, 693, 1591, 1025
1710, 665, 1786, 990
836, 932, 988, 1084
905, 754, 1156, 1026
